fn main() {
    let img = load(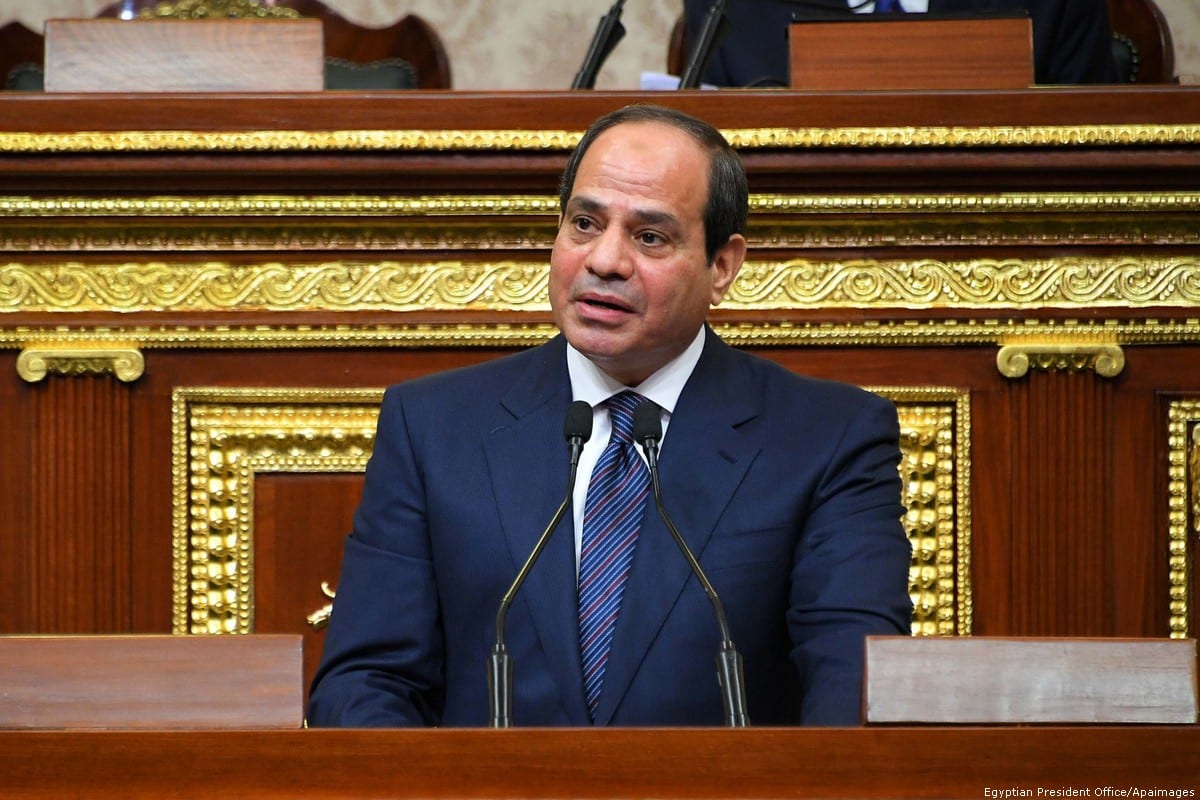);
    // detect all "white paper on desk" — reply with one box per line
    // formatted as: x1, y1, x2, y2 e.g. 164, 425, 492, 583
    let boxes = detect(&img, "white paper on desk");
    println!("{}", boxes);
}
639, 72, 718, 90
